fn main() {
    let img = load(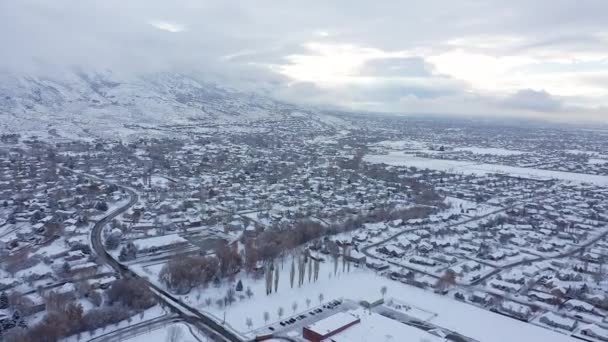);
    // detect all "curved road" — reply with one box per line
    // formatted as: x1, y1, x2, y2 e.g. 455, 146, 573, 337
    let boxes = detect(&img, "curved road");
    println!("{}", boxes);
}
87, 181, 246, 342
